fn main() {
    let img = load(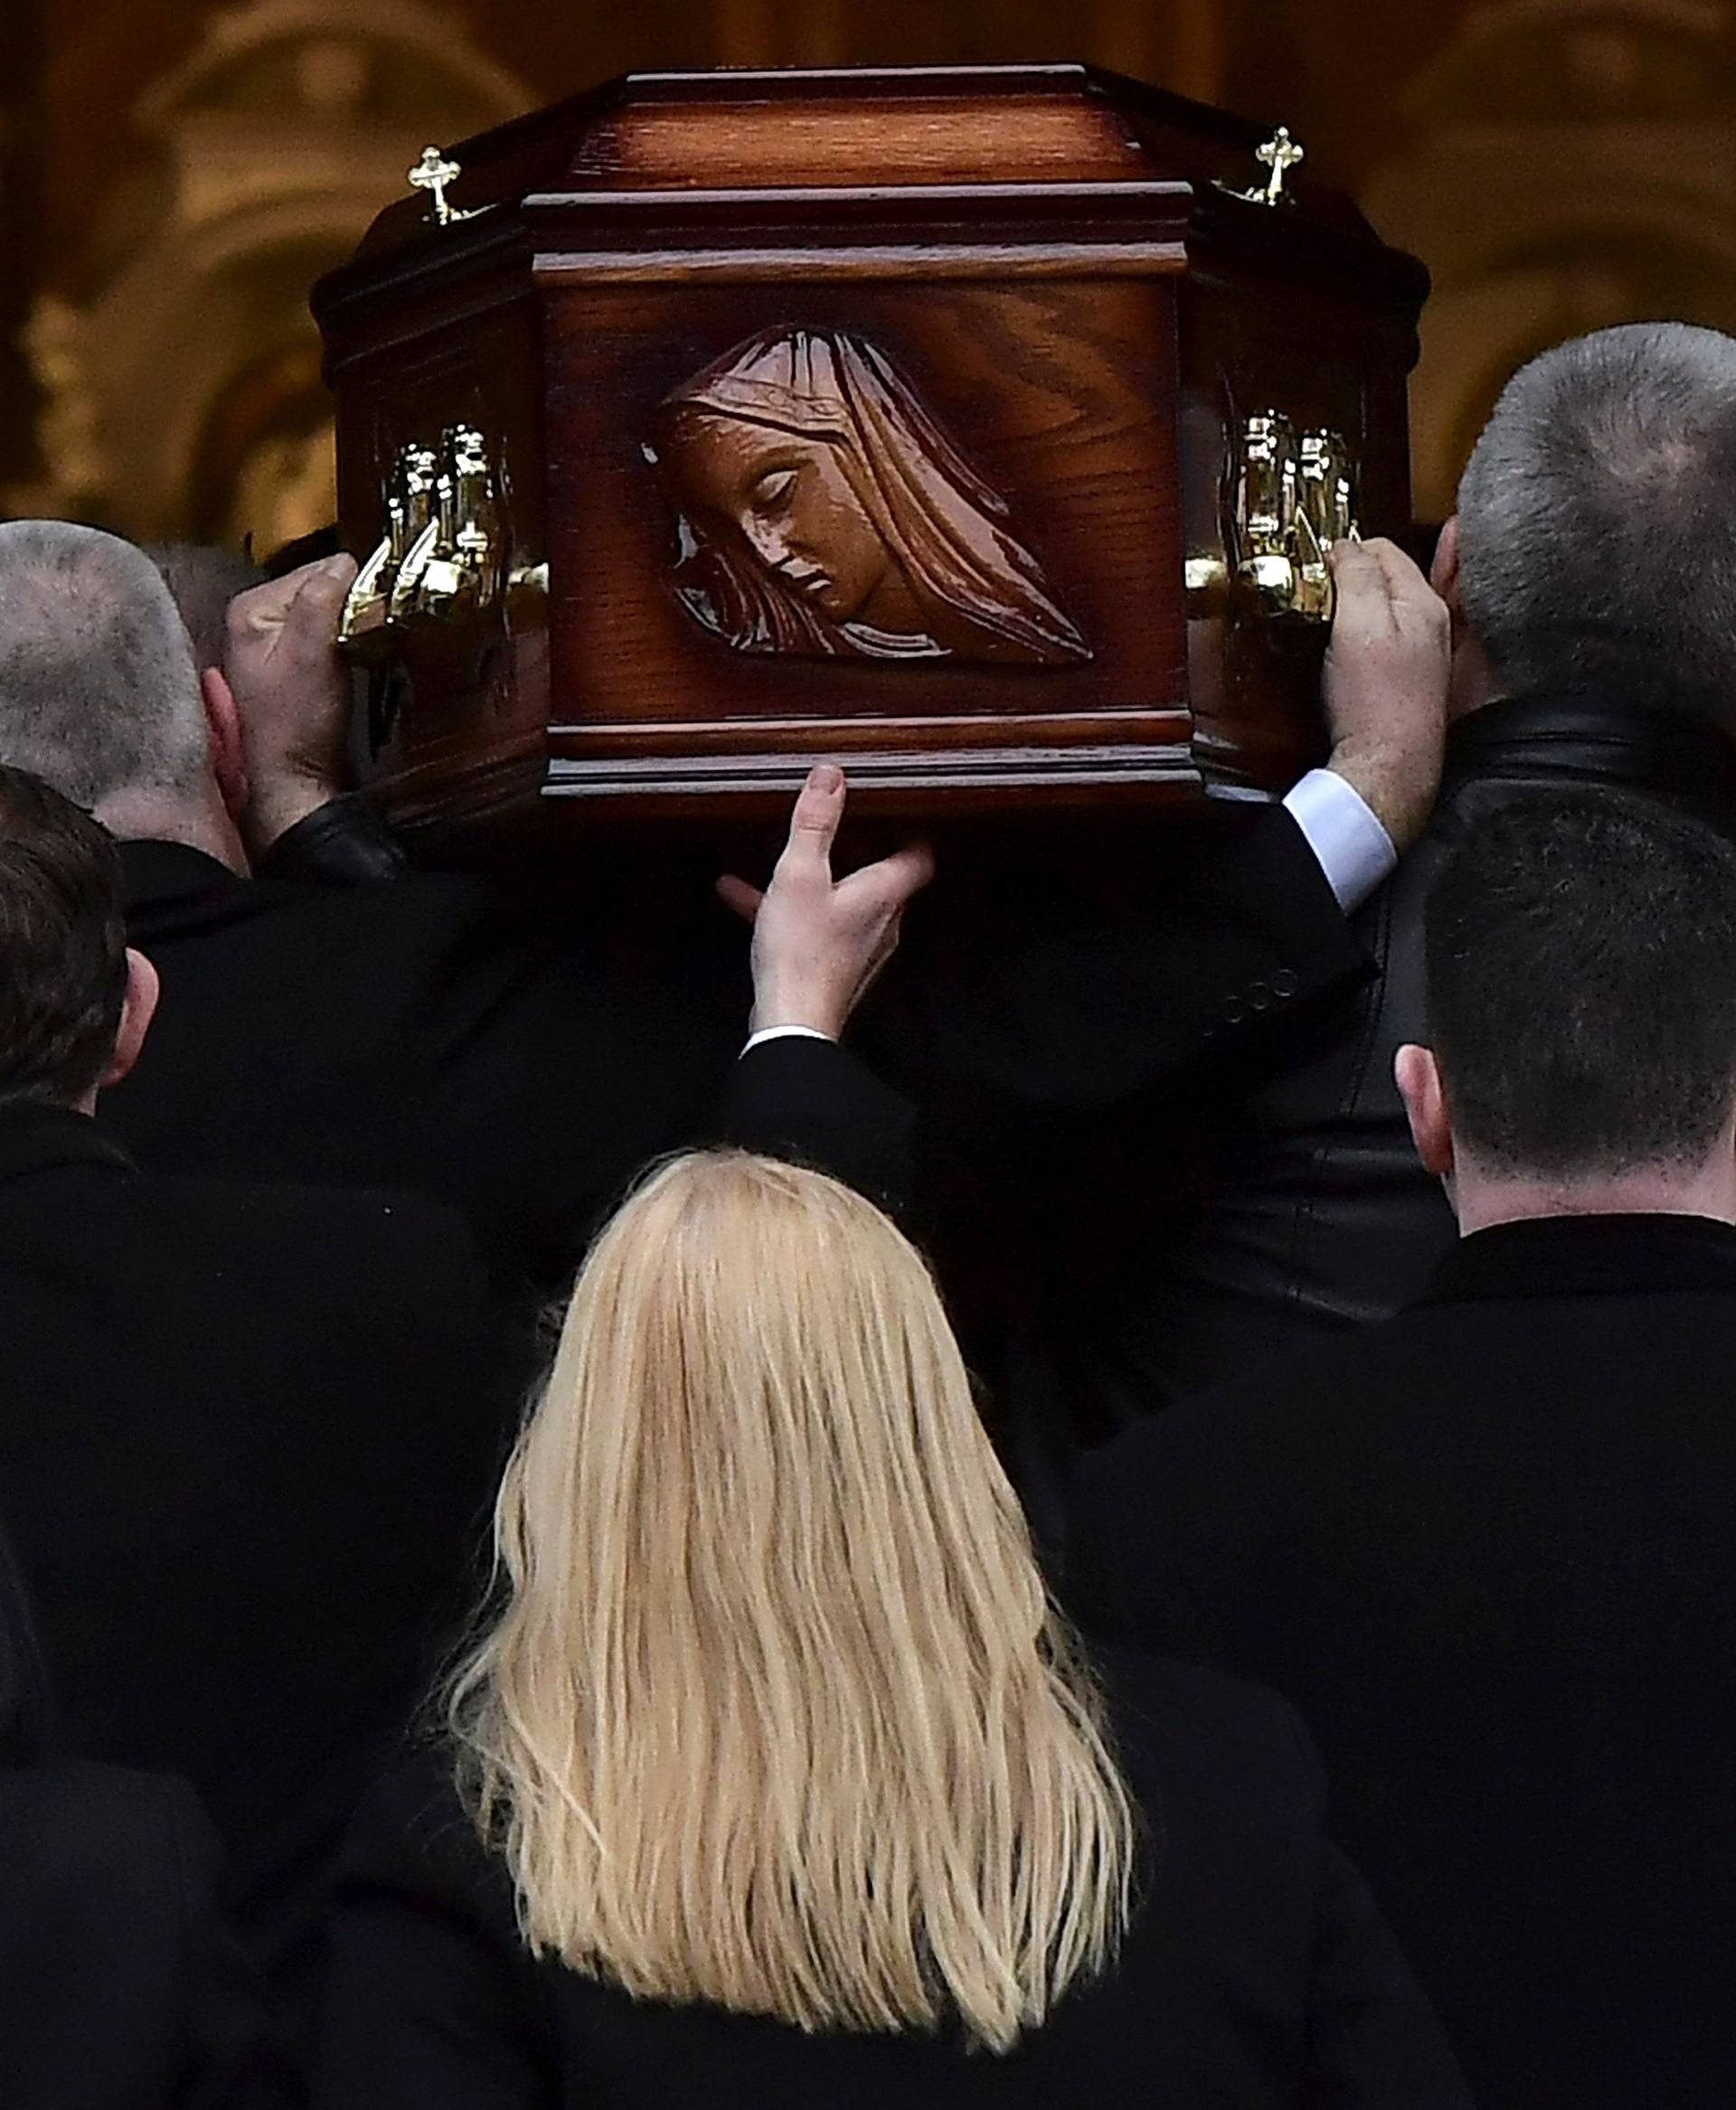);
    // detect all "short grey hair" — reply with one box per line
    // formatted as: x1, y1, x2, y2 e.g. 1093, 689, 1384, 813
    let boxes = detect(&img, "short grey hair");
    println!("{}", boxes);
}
0, 522, 211, 807
1457, 322, 1736, 721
